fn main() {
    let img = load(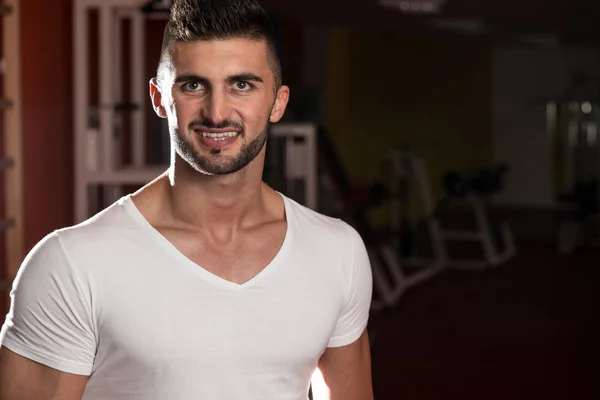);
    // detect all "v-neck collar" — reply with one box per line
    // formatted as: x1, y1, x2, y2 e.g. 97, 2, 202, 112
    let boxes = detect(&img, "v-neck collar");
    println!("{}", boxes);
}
122, 193, 293, 291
